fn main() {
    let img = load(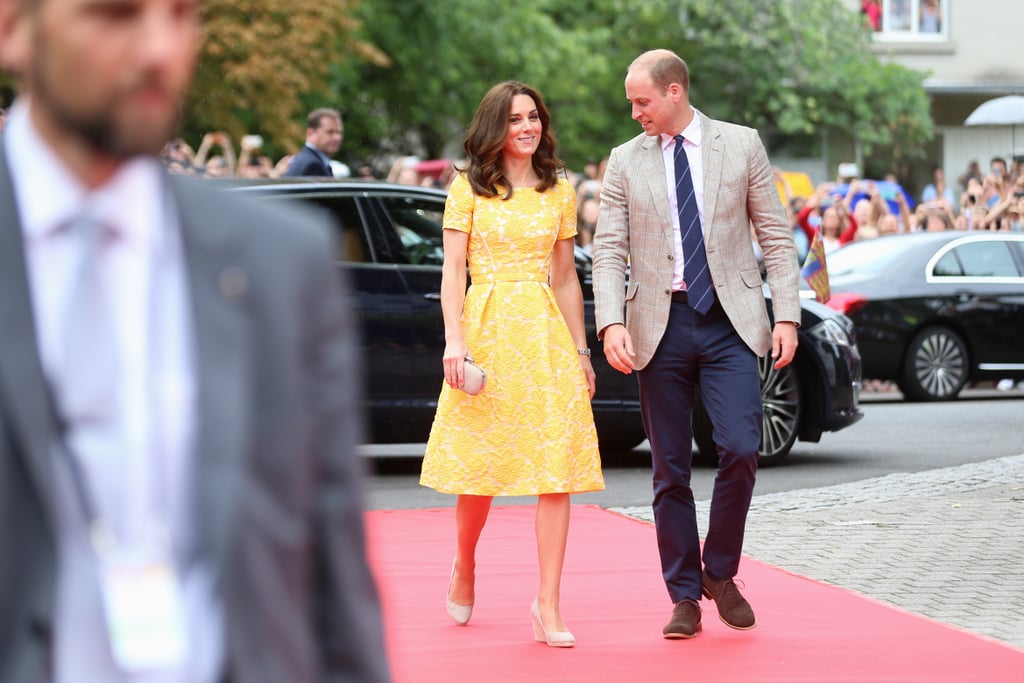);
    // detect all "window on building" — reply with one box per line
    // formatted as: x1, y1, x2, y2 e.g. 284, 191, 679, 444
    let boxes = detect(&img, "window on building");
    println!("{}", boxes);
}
875, 0, 948, 40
